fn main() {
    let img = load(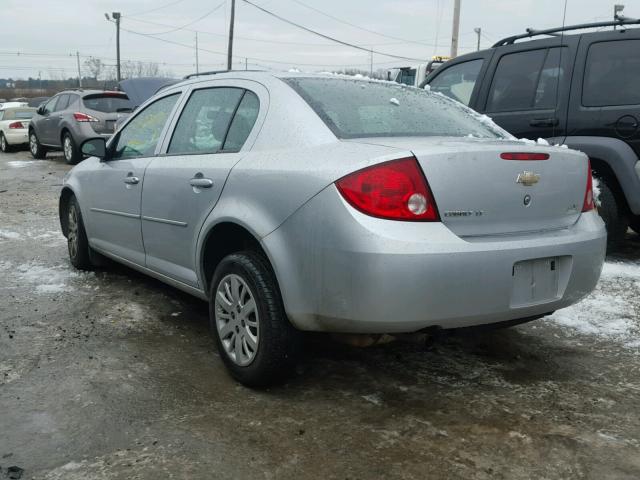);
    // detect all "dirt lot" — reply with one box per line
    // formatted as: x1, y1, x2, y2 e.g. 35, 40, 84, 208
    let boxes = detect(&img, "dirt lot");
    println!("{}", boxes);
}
1, 148, 639, 479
